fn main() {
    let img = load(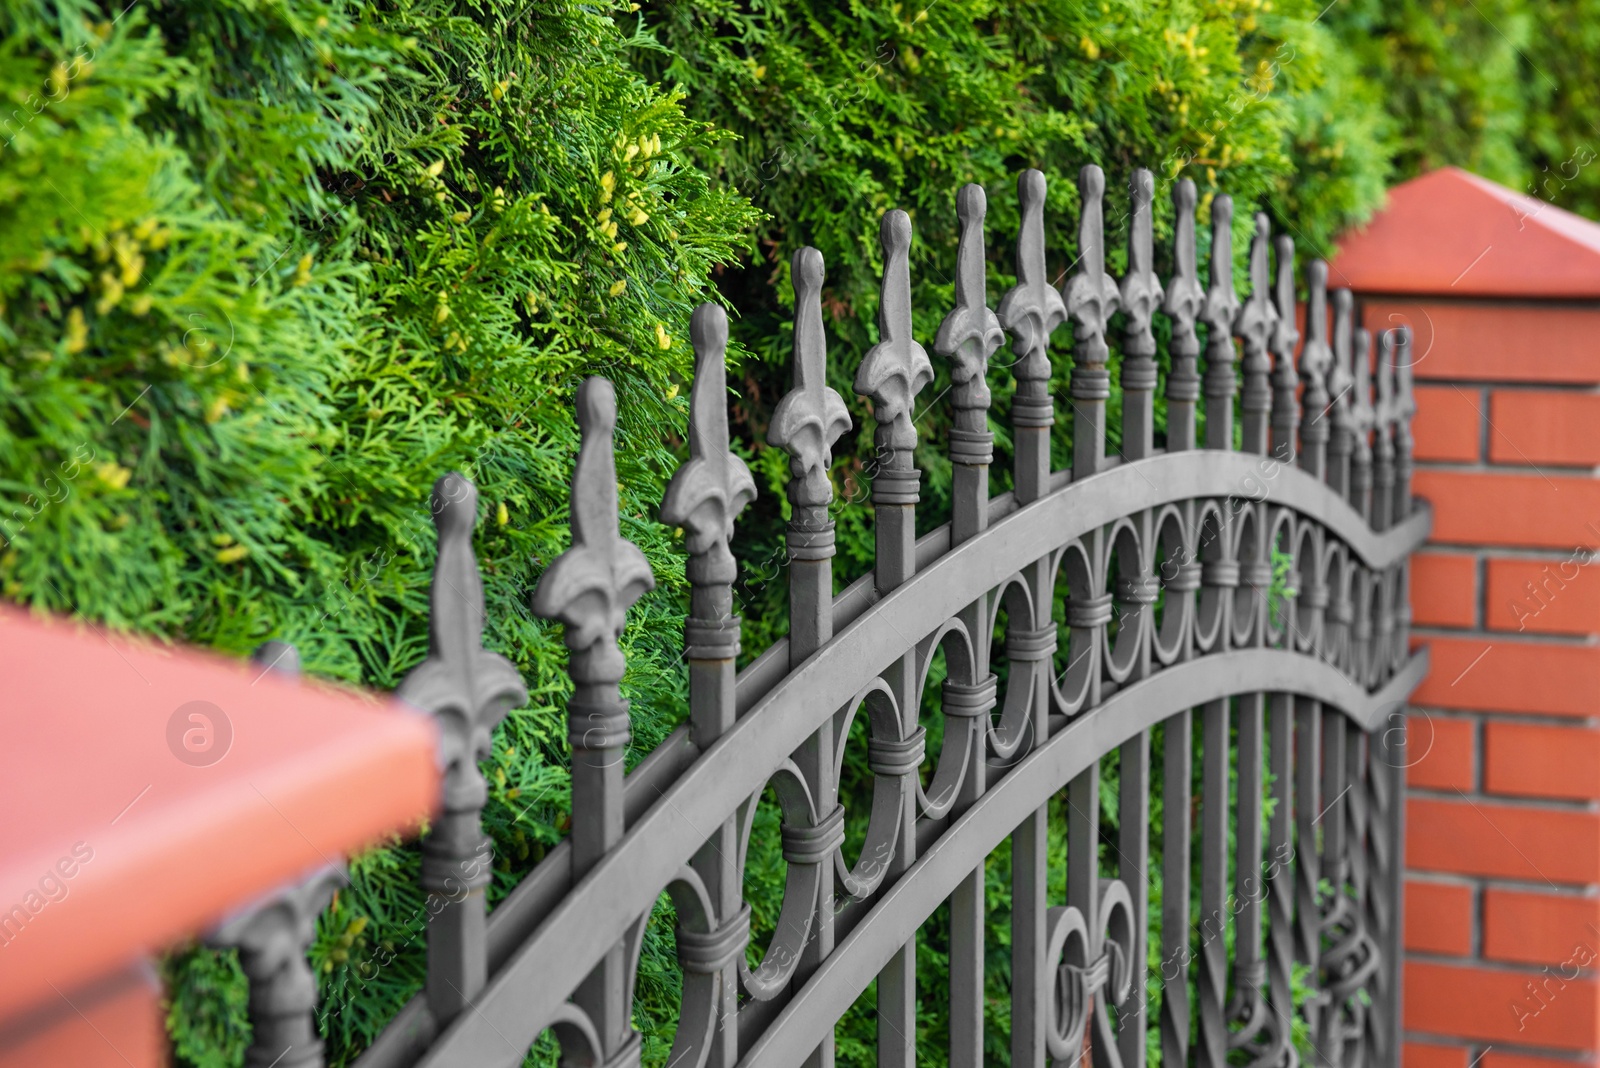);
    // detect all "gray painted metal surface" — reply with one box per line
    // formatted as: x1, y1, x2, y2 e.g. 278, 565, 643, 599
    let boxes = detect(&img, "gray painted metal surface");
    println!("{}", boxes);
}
214, 166, 1428, 1068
